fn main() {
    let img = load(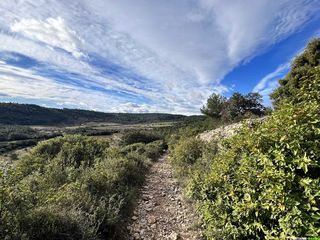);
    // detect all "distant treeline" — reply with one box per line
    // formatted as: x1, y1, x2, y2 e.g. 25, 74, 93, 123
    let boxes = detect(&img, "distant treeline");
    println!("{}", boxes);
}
0, 103, 190, 125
